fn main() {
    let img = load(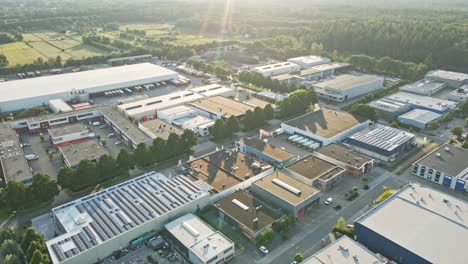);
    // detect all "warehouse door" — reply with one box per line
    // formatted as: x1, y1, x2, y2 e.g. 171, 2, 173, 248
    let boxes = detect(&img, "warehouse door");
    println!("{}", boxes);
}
442, 176, 452, 186
455, 180, 465, 190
